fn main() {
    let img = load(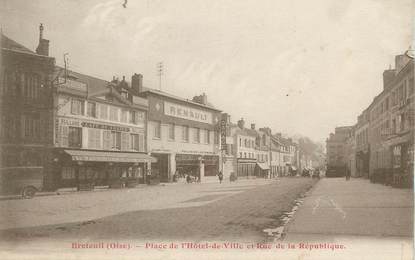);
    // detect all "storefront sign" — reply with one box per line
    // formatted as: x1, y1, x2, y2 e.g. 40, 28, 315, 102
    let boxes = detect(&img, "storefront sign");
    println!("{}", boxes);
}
164, 101, 212, 124
59, 118, 81, 127
81, 122, 130, 132
181, 150, 216, 155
